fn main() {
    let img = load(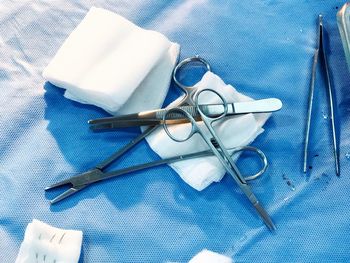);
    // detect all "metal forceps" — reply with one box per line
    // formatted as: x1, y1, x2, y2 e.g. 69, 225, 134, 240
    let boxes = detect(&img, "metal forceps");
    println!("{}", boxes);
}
45, 56, 211, 203
303, 15, 339, 175
163, 89, 276, 231
45, 145, 267, 203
